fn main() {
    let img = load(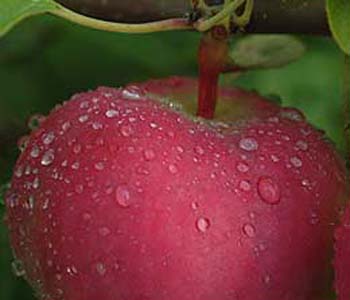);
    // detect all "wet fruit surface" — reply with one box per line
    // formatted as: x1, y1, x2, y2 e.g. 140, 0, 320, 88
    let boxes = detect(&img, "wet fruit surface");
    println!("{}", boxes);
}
5, 77, 347, 300
335, 204, 350, 300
